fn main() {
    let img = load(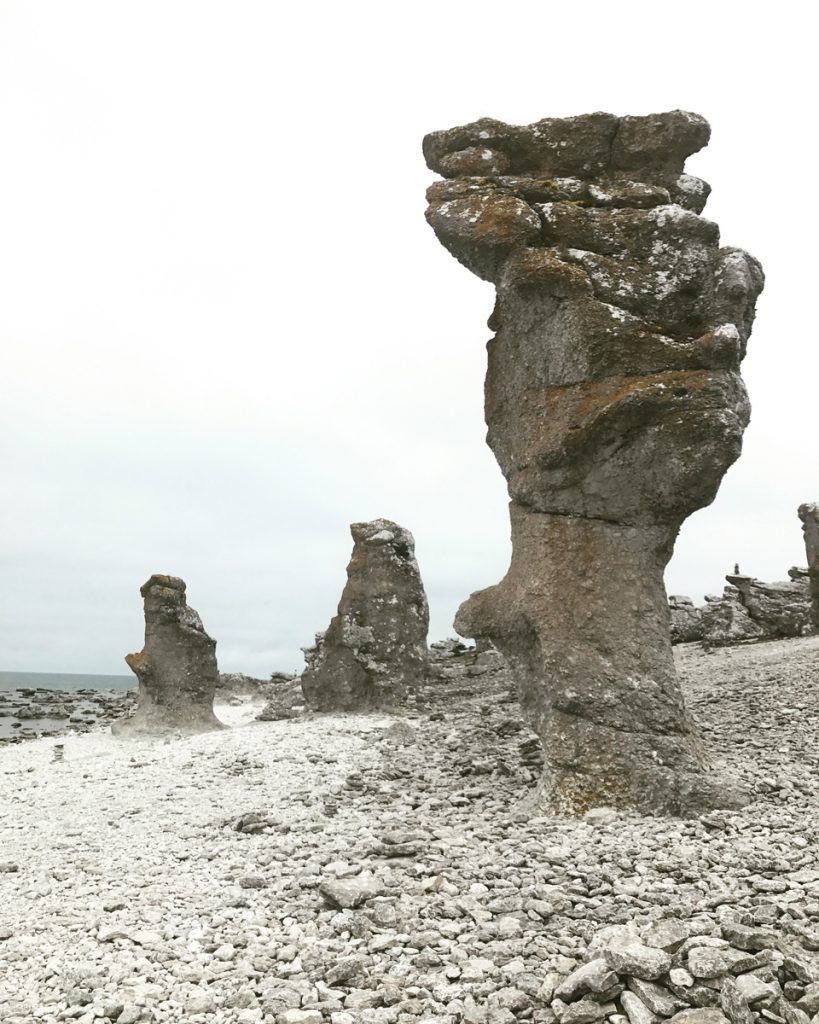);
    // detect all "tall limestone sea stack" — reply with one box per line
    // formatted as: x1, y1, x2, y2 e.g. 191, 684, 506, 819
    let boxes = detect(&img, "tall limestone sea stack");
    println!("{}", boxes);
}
799, 503, 819, 628
301, 519, 429, 711
424, 111, 764, 815
113, 574, 224, 736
